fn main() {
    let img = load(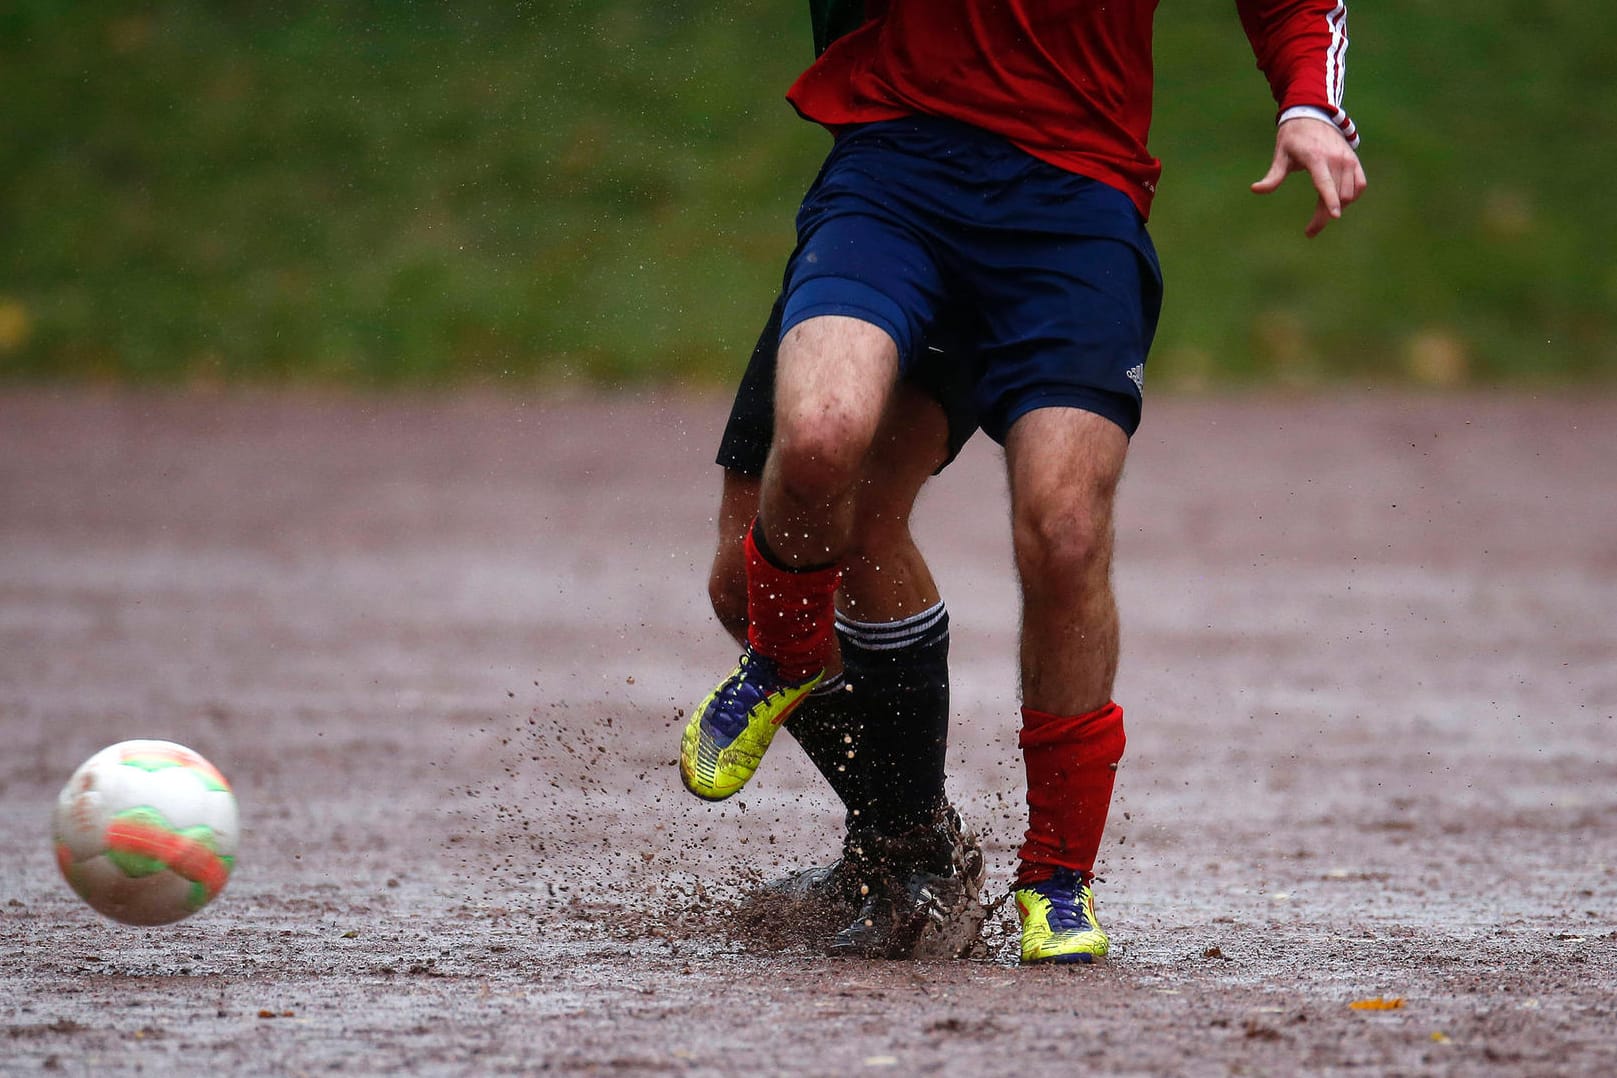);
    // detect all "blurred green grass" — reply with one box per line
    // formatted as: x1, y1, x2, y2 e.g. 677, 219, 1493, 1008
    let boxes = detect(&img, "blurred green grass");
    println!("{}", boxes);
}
1, 1, 1612, 387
